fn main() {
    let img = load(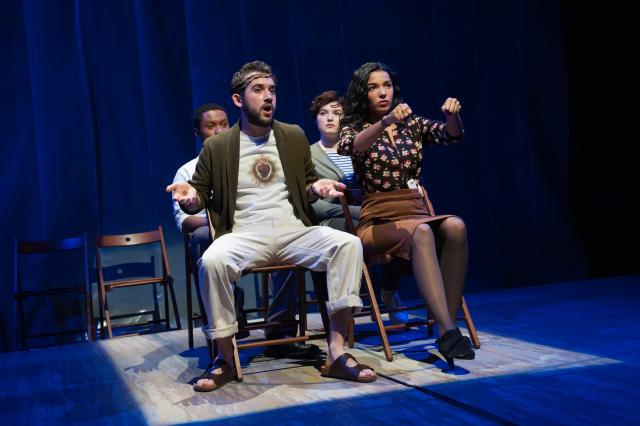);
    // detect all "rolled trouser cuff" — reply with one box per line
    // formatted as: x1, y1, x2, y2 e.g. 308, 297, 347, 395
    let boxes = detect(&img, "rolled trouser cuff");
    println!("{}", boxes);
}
325, 294, 363, 316
203, 322, 238, 340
